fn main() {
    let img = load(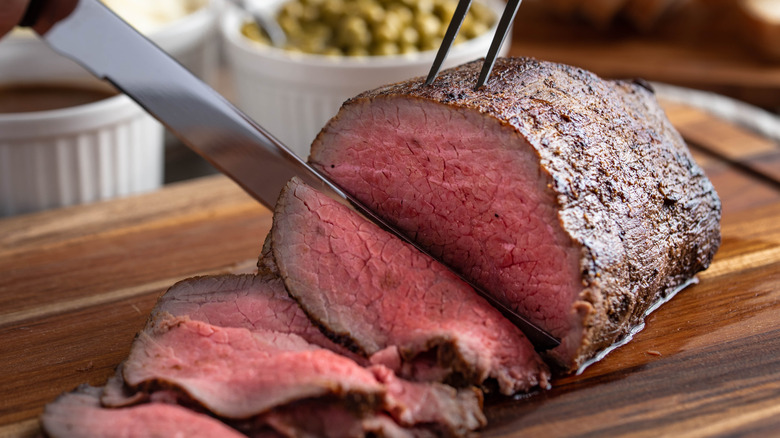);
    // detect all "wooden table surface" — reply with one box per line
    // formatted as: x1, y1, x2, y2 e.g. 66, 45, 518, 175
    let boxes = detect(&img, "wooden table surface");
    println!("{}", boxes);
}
508, 4, 780, 112
1, 101, 779, 437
